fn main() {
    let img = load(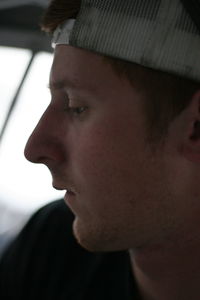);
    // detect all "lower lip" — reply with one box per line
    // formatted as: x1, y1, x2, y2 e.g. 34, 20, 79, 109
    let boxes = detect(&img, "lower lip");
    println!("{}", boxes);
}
64, 191, 76, 205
